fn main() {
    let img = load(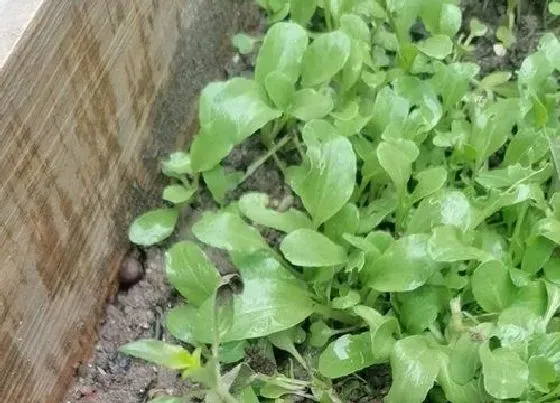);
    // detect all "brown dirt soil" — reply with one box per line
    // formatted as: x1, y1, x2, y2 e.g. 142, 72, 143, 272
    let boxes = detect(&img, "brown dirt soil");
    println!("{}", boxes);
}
65, 1, 554, 402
